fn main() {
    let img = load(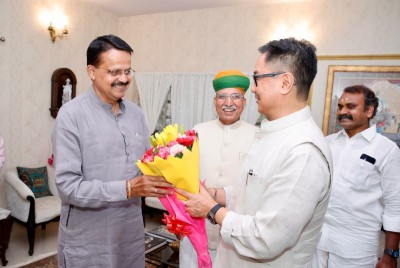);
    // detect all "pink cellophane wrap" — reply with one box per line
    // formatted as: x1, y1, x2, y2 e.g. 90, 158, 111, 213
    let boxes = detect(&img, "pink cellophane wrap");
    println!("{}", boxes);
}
137, 139, 211, 267
160, 193, 211, 268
